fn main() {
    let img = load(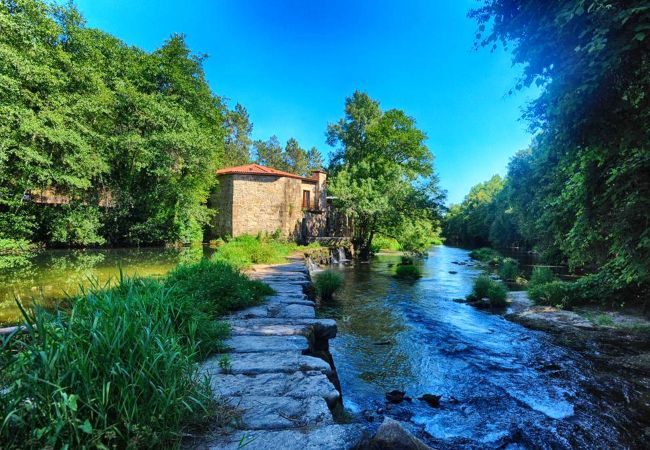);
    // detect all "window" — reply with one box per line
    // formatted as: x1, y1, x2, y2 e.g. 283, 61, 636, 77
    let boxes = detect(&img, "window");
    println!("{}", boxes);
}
302, 190, 310, 209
